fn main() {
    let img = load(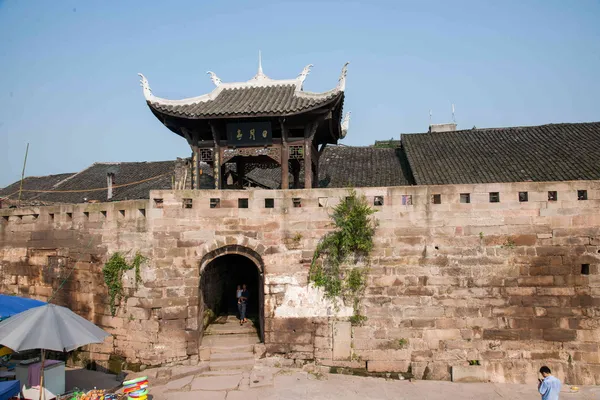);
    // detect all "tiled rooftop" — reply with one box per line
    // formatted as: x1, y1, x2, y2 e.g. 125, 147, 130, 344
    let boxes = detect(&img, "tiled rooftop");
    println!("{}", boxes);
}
3, 121, 600, 205
148, 85, 342, 119
402, 122, 600, 185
